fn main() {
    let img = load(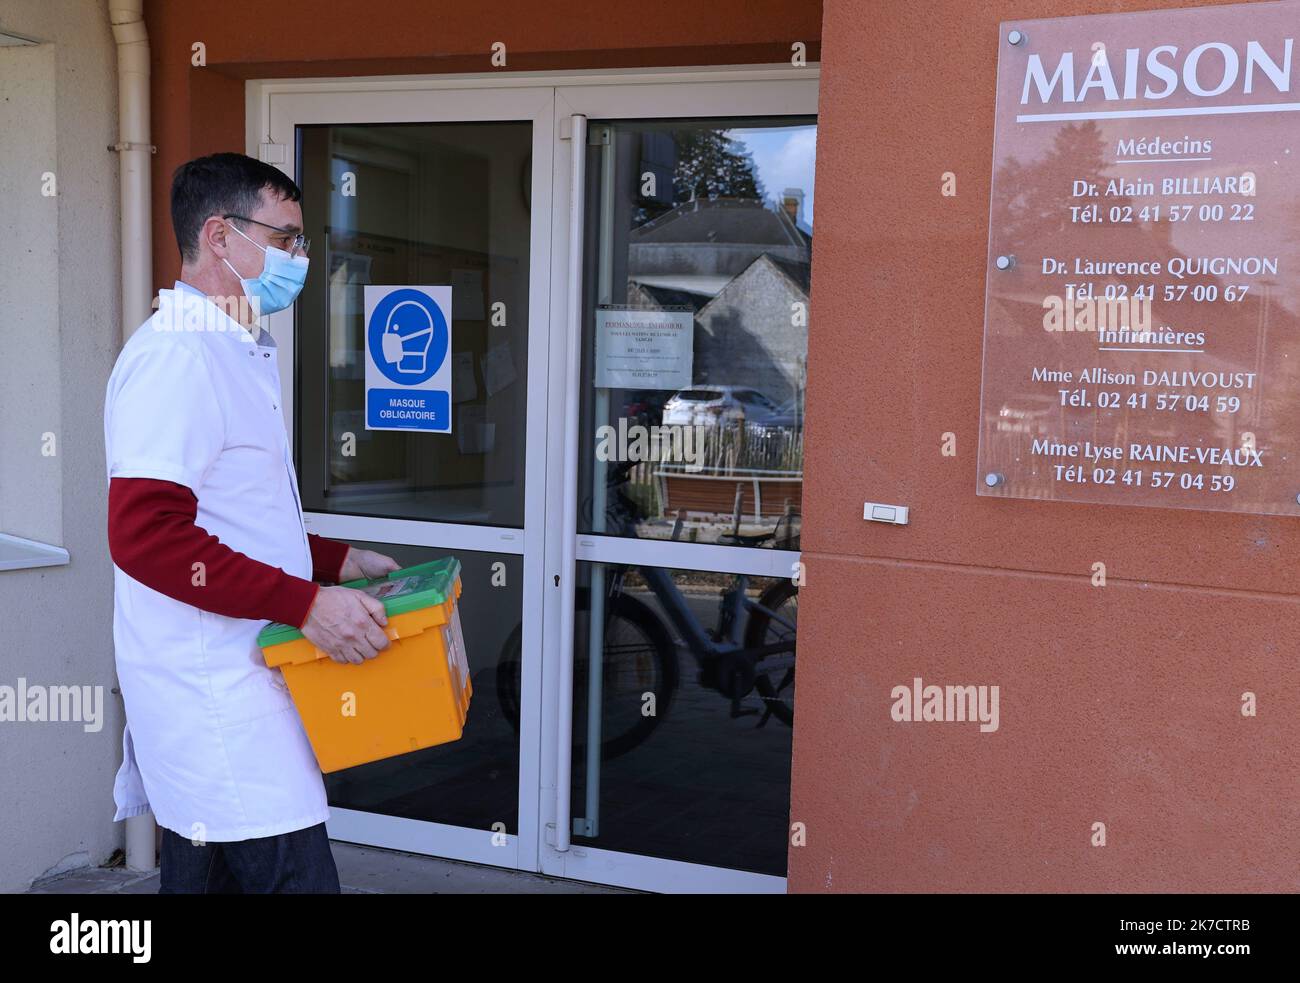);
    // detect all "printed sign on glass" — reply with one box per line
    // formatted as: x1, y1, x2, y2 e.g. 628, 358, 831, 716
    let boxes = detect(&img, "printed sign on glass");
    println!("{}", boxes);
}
977, 0, 1300, 515
594, 308, 694, 390
364, 285, 453, 433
